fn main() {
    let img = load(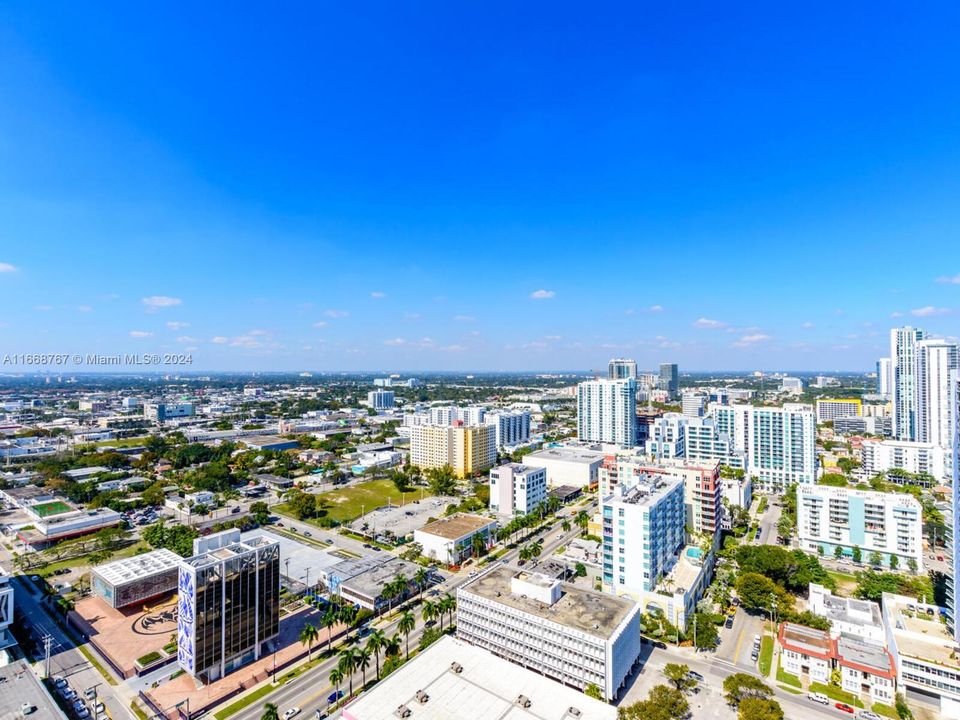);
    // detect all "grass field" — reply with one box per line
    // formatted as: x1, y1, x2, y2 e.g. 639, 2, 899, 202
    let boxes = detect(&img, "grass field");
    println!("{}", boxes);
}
827, 569, 859, 597
758, 635, 774, 676
31, 500, 73, 517
95, 437, 151, 448
276, 479, 433, 524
